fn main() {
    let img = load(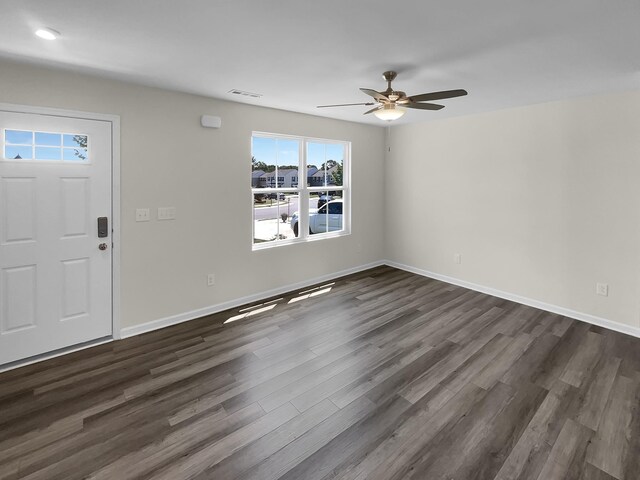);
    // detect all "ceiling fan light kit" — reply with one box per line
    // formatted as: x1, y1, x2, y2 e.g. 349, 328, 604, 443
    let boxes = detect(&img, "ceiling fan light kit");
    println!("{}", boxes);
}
318, 71, 467, 122
373, 103, 406, 121
34, 27, 60, 40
